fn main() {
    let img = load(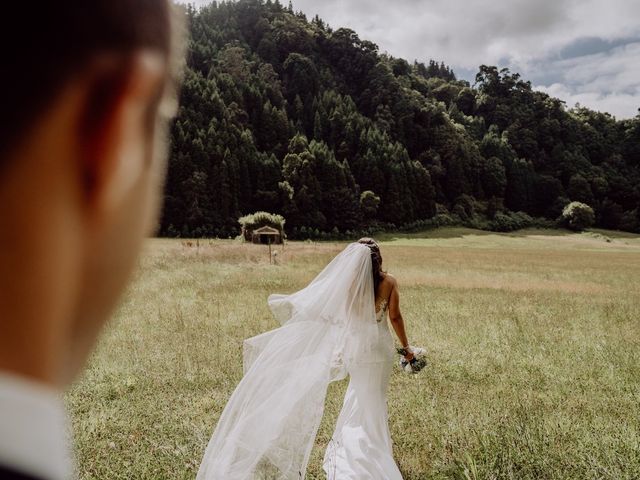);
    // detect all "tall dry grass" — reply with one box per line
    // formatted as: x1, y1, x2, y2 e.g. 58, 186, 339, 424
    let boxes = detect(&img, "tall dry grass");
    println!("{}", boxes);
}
66, 228, 640, 479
